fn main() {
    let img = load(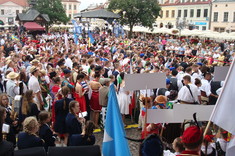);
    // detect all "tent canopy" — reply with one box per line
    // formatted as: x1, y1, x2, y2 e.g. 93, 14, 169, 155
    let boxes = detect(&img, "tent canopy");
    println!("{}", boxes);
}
74, 9, 120, 19
23, 22, 45, 31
